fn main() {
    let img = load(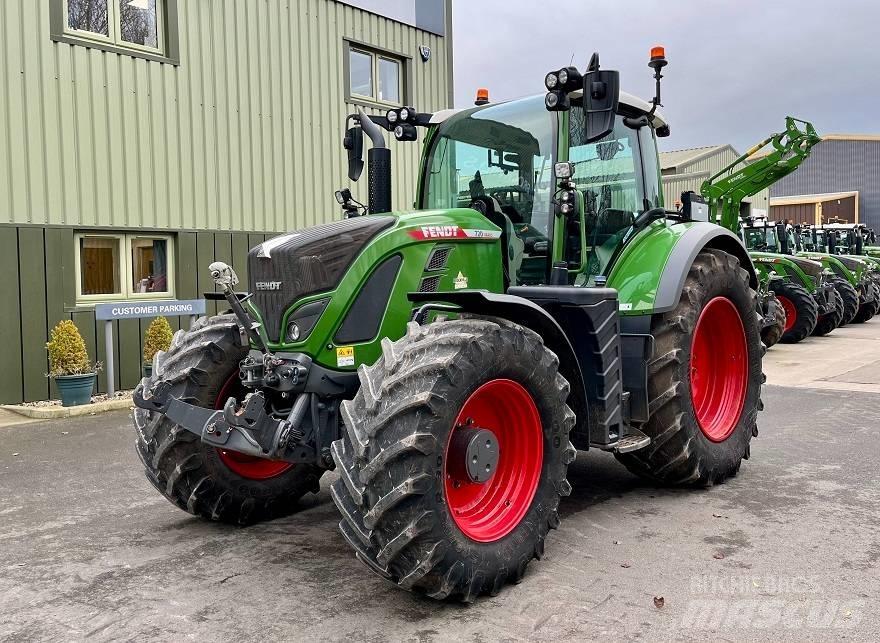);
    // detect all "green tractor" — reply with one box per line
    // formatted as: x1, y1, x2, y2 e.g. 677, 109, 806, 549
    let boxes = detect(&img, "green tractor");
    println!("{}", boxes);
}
133, 50, 766, 601
740, 219, 841, 341
823, 222, 880, 299
797, 225, 878, 323
695, 118, 838, 343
